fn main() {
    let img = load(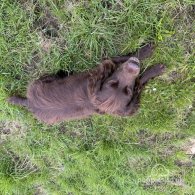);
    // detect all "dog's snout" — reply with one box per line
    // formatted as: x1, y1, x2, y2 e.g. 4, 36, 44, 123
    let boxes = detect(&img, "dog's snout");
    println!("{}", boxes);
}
127, 57, 140, 66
